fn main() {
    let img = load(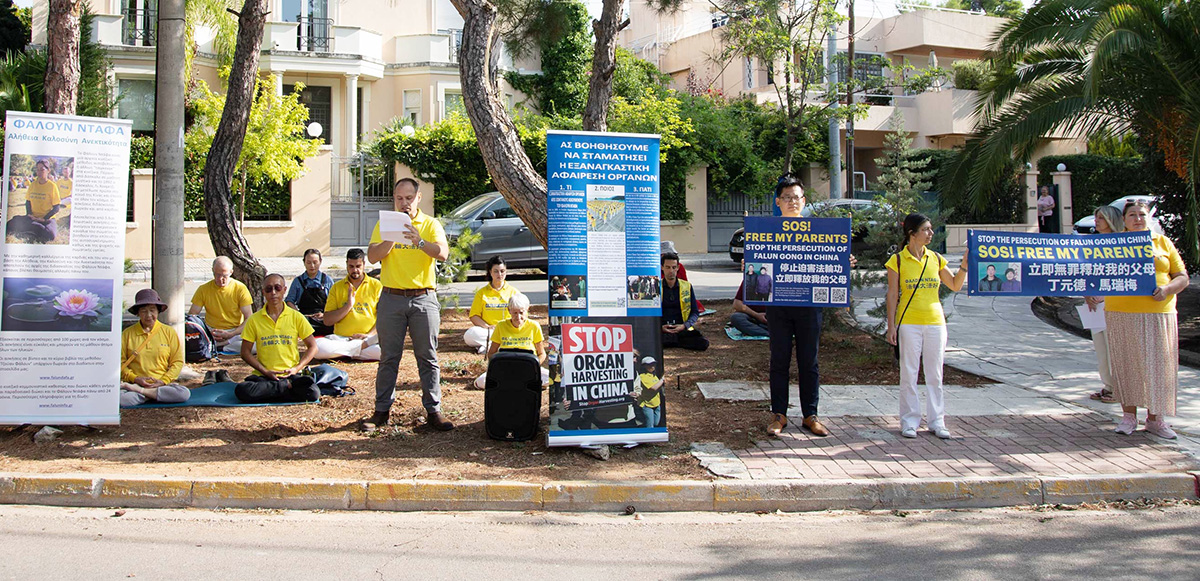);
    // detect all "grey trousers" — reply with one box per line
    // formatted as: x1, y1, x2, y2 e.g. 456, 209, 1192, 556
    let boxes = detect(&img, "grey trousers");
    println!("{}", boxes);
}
374, 292, 441, 413
119, 382, 190, 407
